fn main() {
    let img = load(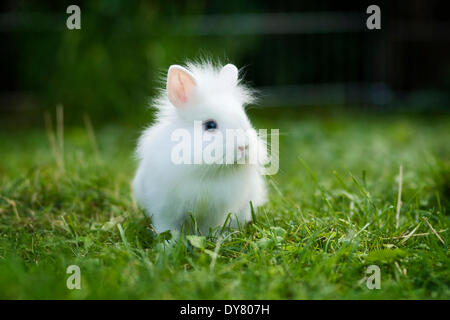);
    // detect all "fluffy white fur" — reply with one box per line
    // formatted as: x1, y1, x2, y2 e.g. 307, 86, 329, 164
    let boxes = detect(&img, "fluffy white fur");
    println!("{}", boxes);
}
132, 61, 267, 235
